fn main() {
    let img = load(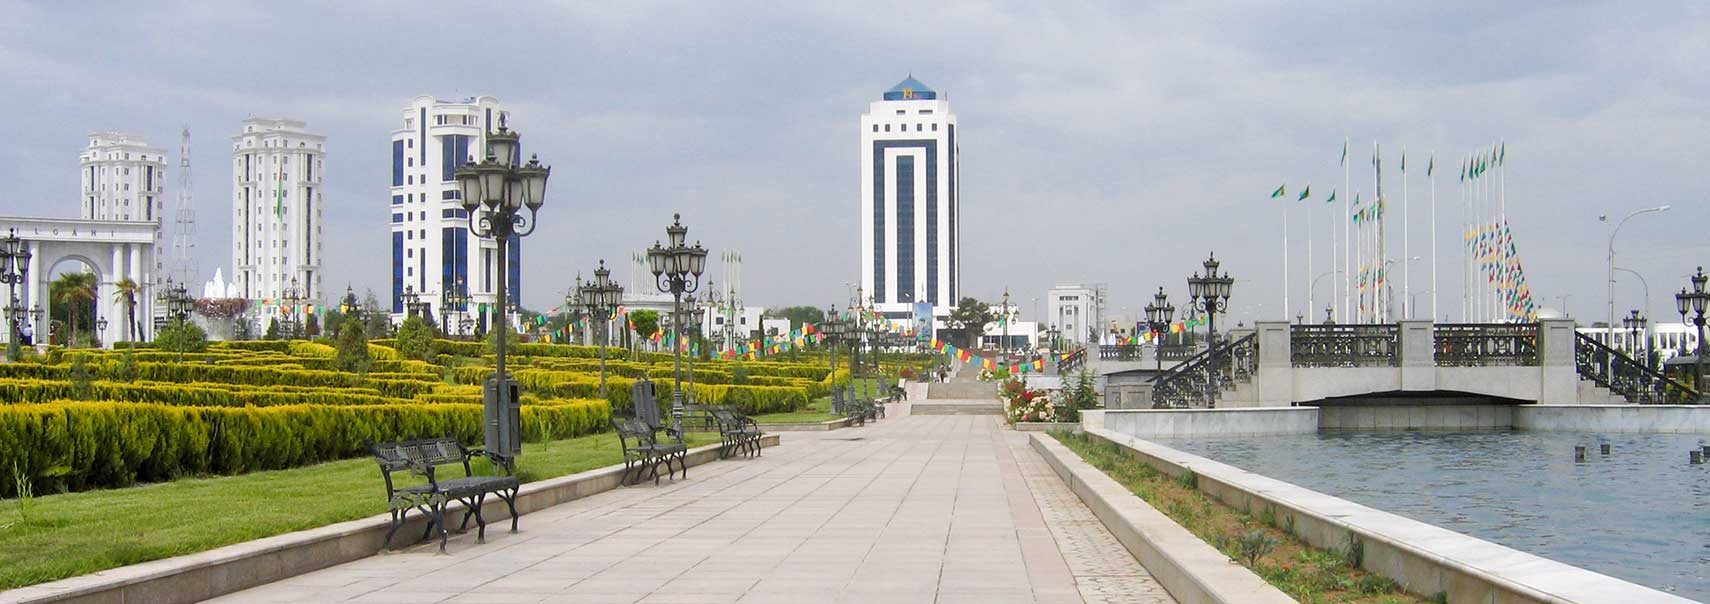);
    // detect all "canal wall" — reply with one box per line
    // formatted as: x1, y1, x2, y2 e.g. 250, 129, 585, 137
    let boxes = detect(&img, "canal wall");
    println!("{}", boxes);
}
1099, 407, 1318, 438
1318, 404, 1514, 430
1515, 404, 1710, 433
1080, 427, 1696, 604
